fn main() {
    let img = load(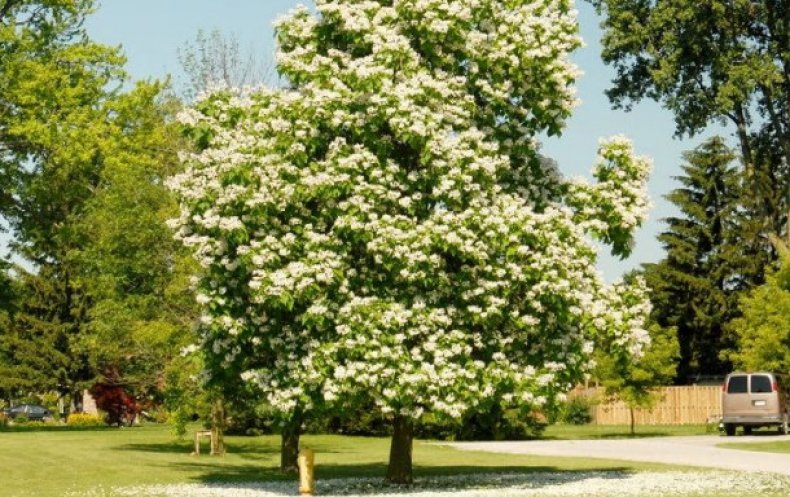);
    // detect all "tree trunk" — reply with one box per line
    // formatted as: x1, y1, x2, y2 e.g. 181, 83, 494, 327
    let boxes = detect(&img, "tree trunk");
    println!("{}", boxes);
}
71, 389, 84, 414
210, 398, 225, 455
386, 415, 414, 484
732, 104, 754, 176
280, 411, 302, 474
629, 407, 635, 436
